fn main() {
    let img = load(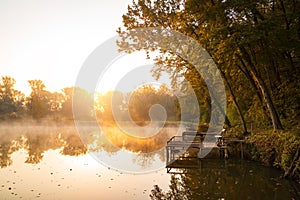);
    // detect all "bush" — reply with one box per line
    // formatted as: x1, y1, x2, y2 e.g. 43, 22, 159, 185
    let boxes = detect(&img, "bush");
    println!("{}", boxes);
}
246, 131, 300, 182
